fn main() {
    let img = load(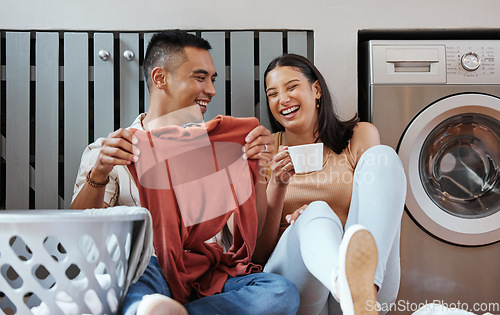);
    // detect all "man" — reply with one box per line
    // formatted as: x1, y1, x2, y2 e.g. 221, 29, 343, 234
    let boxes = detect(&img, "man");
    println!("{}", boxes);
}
71, 30, 299, 315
